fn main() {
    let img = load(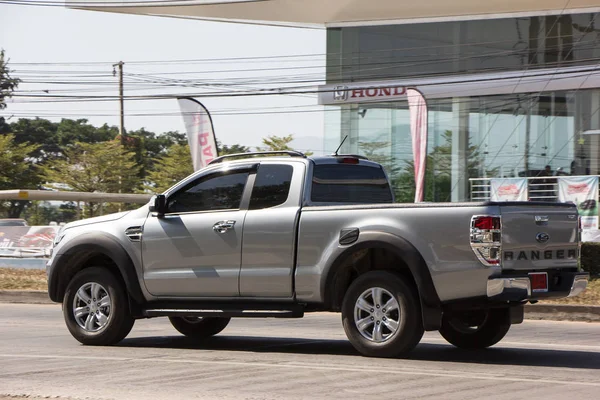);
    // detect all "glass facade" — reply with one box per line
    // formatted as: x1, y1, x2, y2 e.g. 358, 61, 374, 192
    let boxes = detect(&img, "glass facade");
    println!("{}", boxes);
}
324, 12, 600, 202
326, 13, 600, 82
